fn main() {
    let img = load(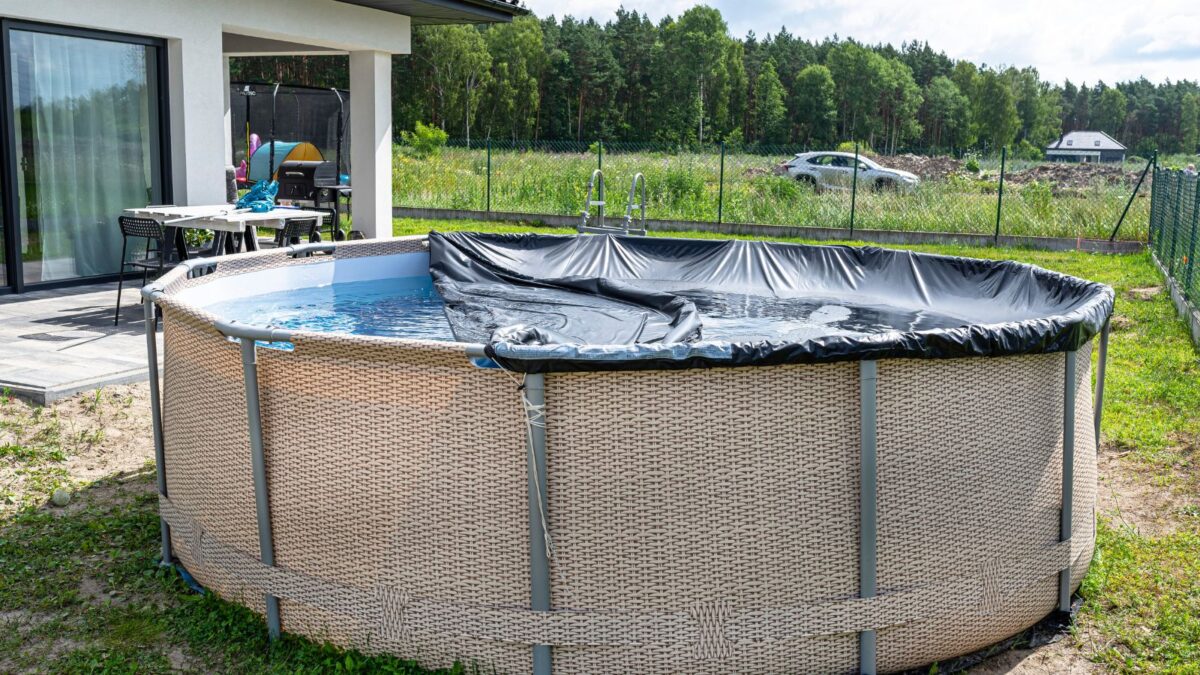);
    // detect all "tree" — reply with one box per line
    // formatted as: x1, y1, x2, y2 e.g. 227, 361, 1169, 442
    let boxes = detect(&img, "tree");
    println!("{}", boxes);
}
878, 59, 923, 154
607, 8, 657, 140
1181, 93, 1200, 154
791, 64, 837, 146
1094, 87, 1128, 137
826, 41, 888, 140
555, 17, 622, 140
414, 25, 492, 144
752, 59, 787, 143
920, 76, 969, 150
655, 6, 745, 143
1072, 85, 1091, 130
1006, 67, 1061, 149
974, 70, 1020, 150
480, 16, 545, 140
